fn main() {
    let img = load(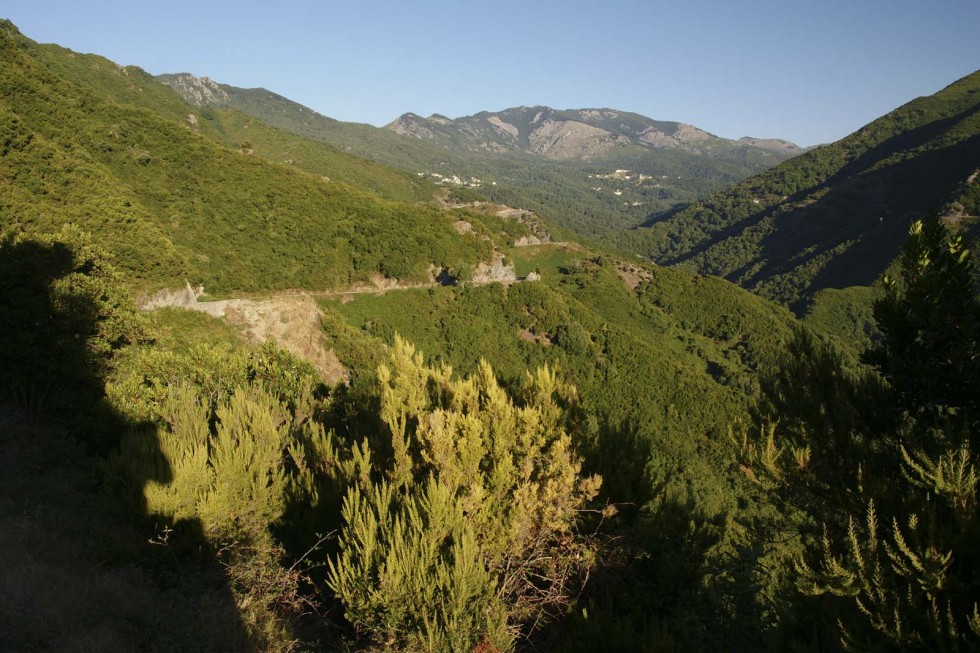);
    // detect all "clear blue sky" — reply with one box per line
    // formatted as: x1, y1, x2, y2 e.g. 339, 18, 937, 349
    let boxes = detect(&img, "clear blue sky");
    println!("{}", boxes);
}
5, 0, 979, 146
